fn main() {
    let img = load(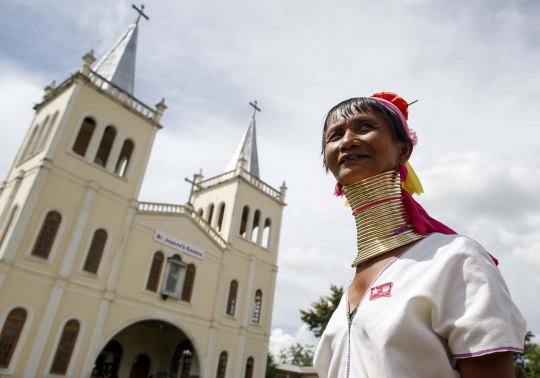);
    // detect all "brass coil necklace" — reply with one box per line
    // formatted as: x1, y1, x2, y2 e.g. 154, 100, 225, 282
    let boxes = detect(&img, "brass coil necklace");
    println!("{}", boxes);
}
343, 170, 425, 267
